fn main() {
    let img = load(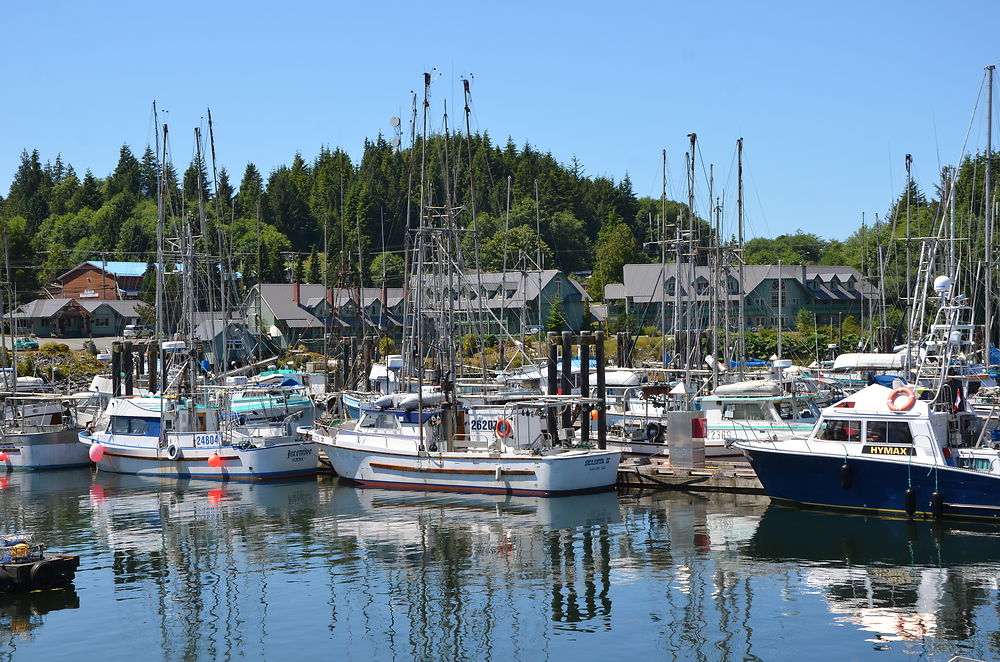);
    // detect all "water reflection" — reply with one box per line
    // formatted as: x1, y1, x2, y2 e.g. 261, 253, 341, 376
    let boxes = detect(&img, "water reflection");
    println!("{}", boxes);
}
747, 505, 1000, 657
2, 468, 1000, 661
315, 484, 624, 659
0, 586, 79, 641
